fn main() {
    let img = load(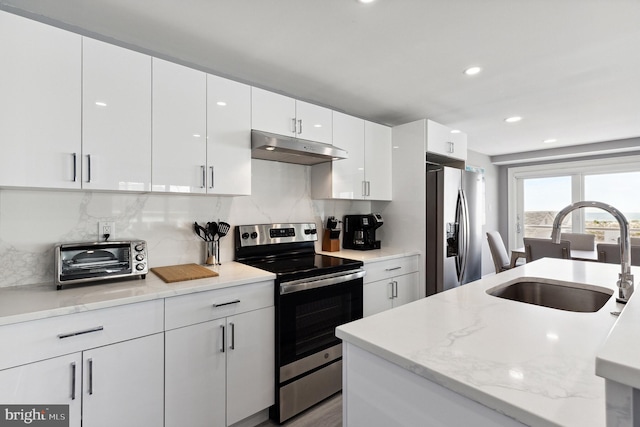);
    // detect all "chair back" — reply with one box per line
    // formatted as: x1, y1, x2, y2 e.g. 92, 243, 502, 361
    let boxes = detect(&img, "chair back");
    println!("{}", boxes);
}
560, 233, 595, 251
597, 243, 640, 266
523, 238, 571, 262
486, 231, 510, 274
